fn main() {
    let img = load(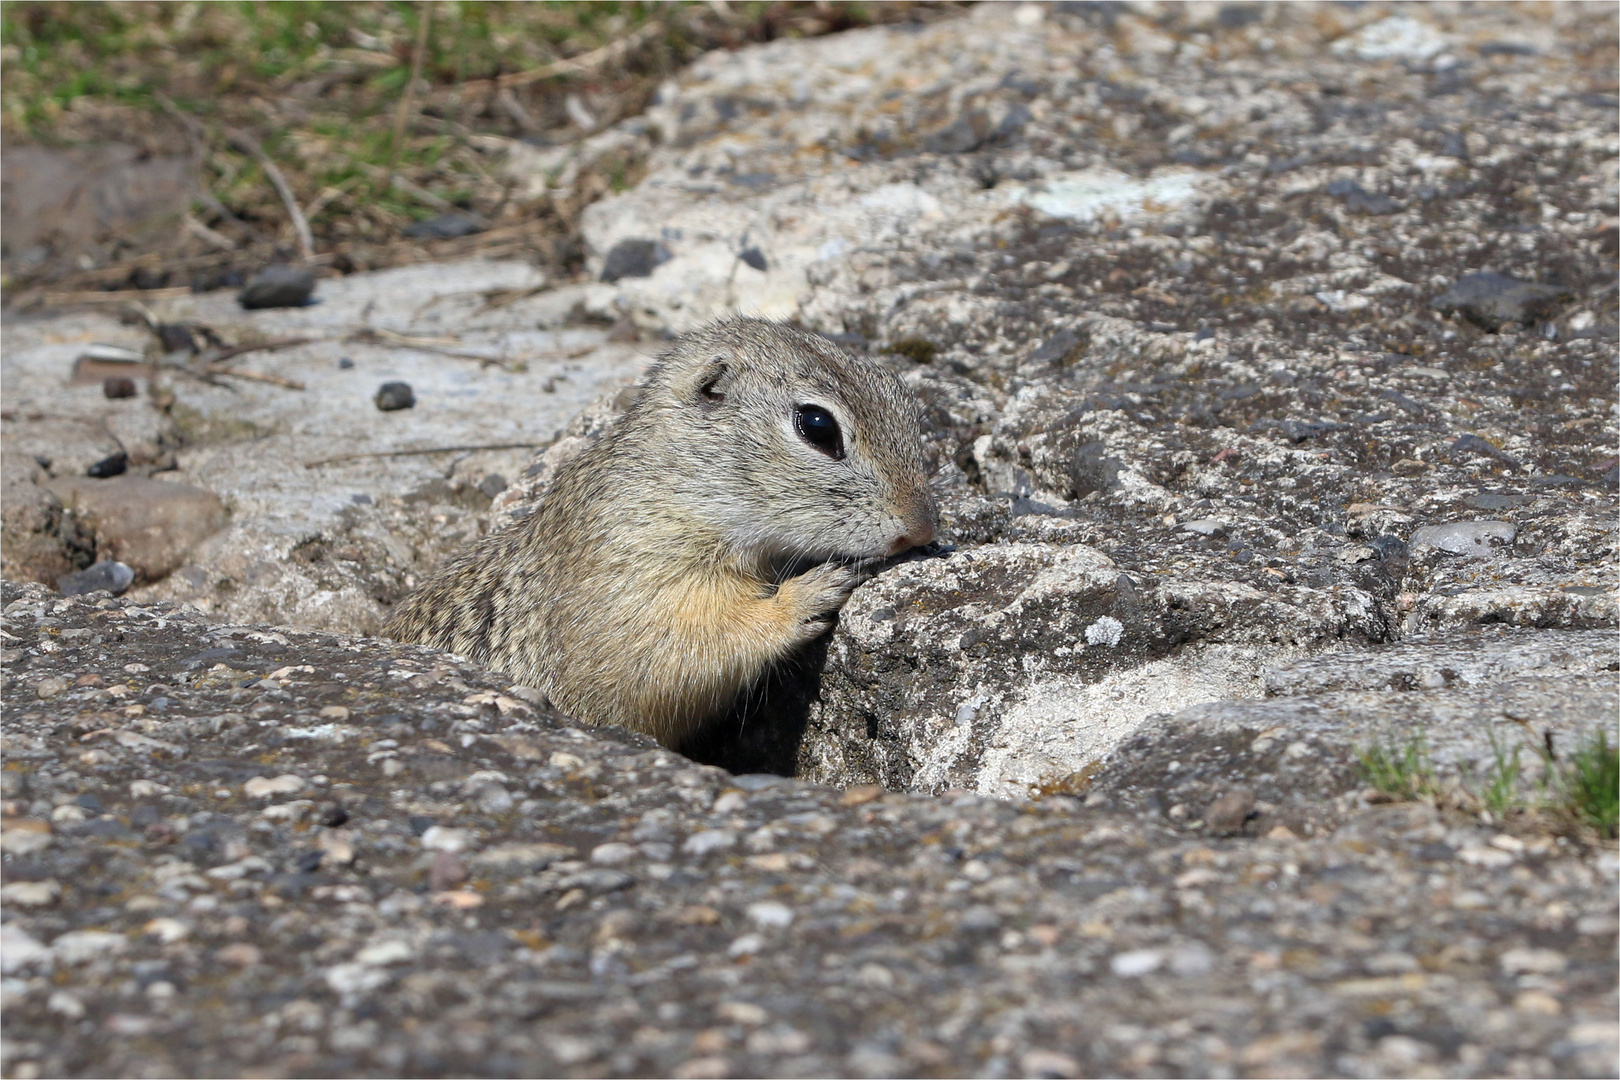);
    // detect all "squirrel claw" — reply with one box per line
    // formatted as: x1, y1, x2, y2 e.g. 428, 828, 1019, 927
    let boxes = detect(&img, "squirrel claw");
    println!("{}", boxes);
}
782, 560, 867, 637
